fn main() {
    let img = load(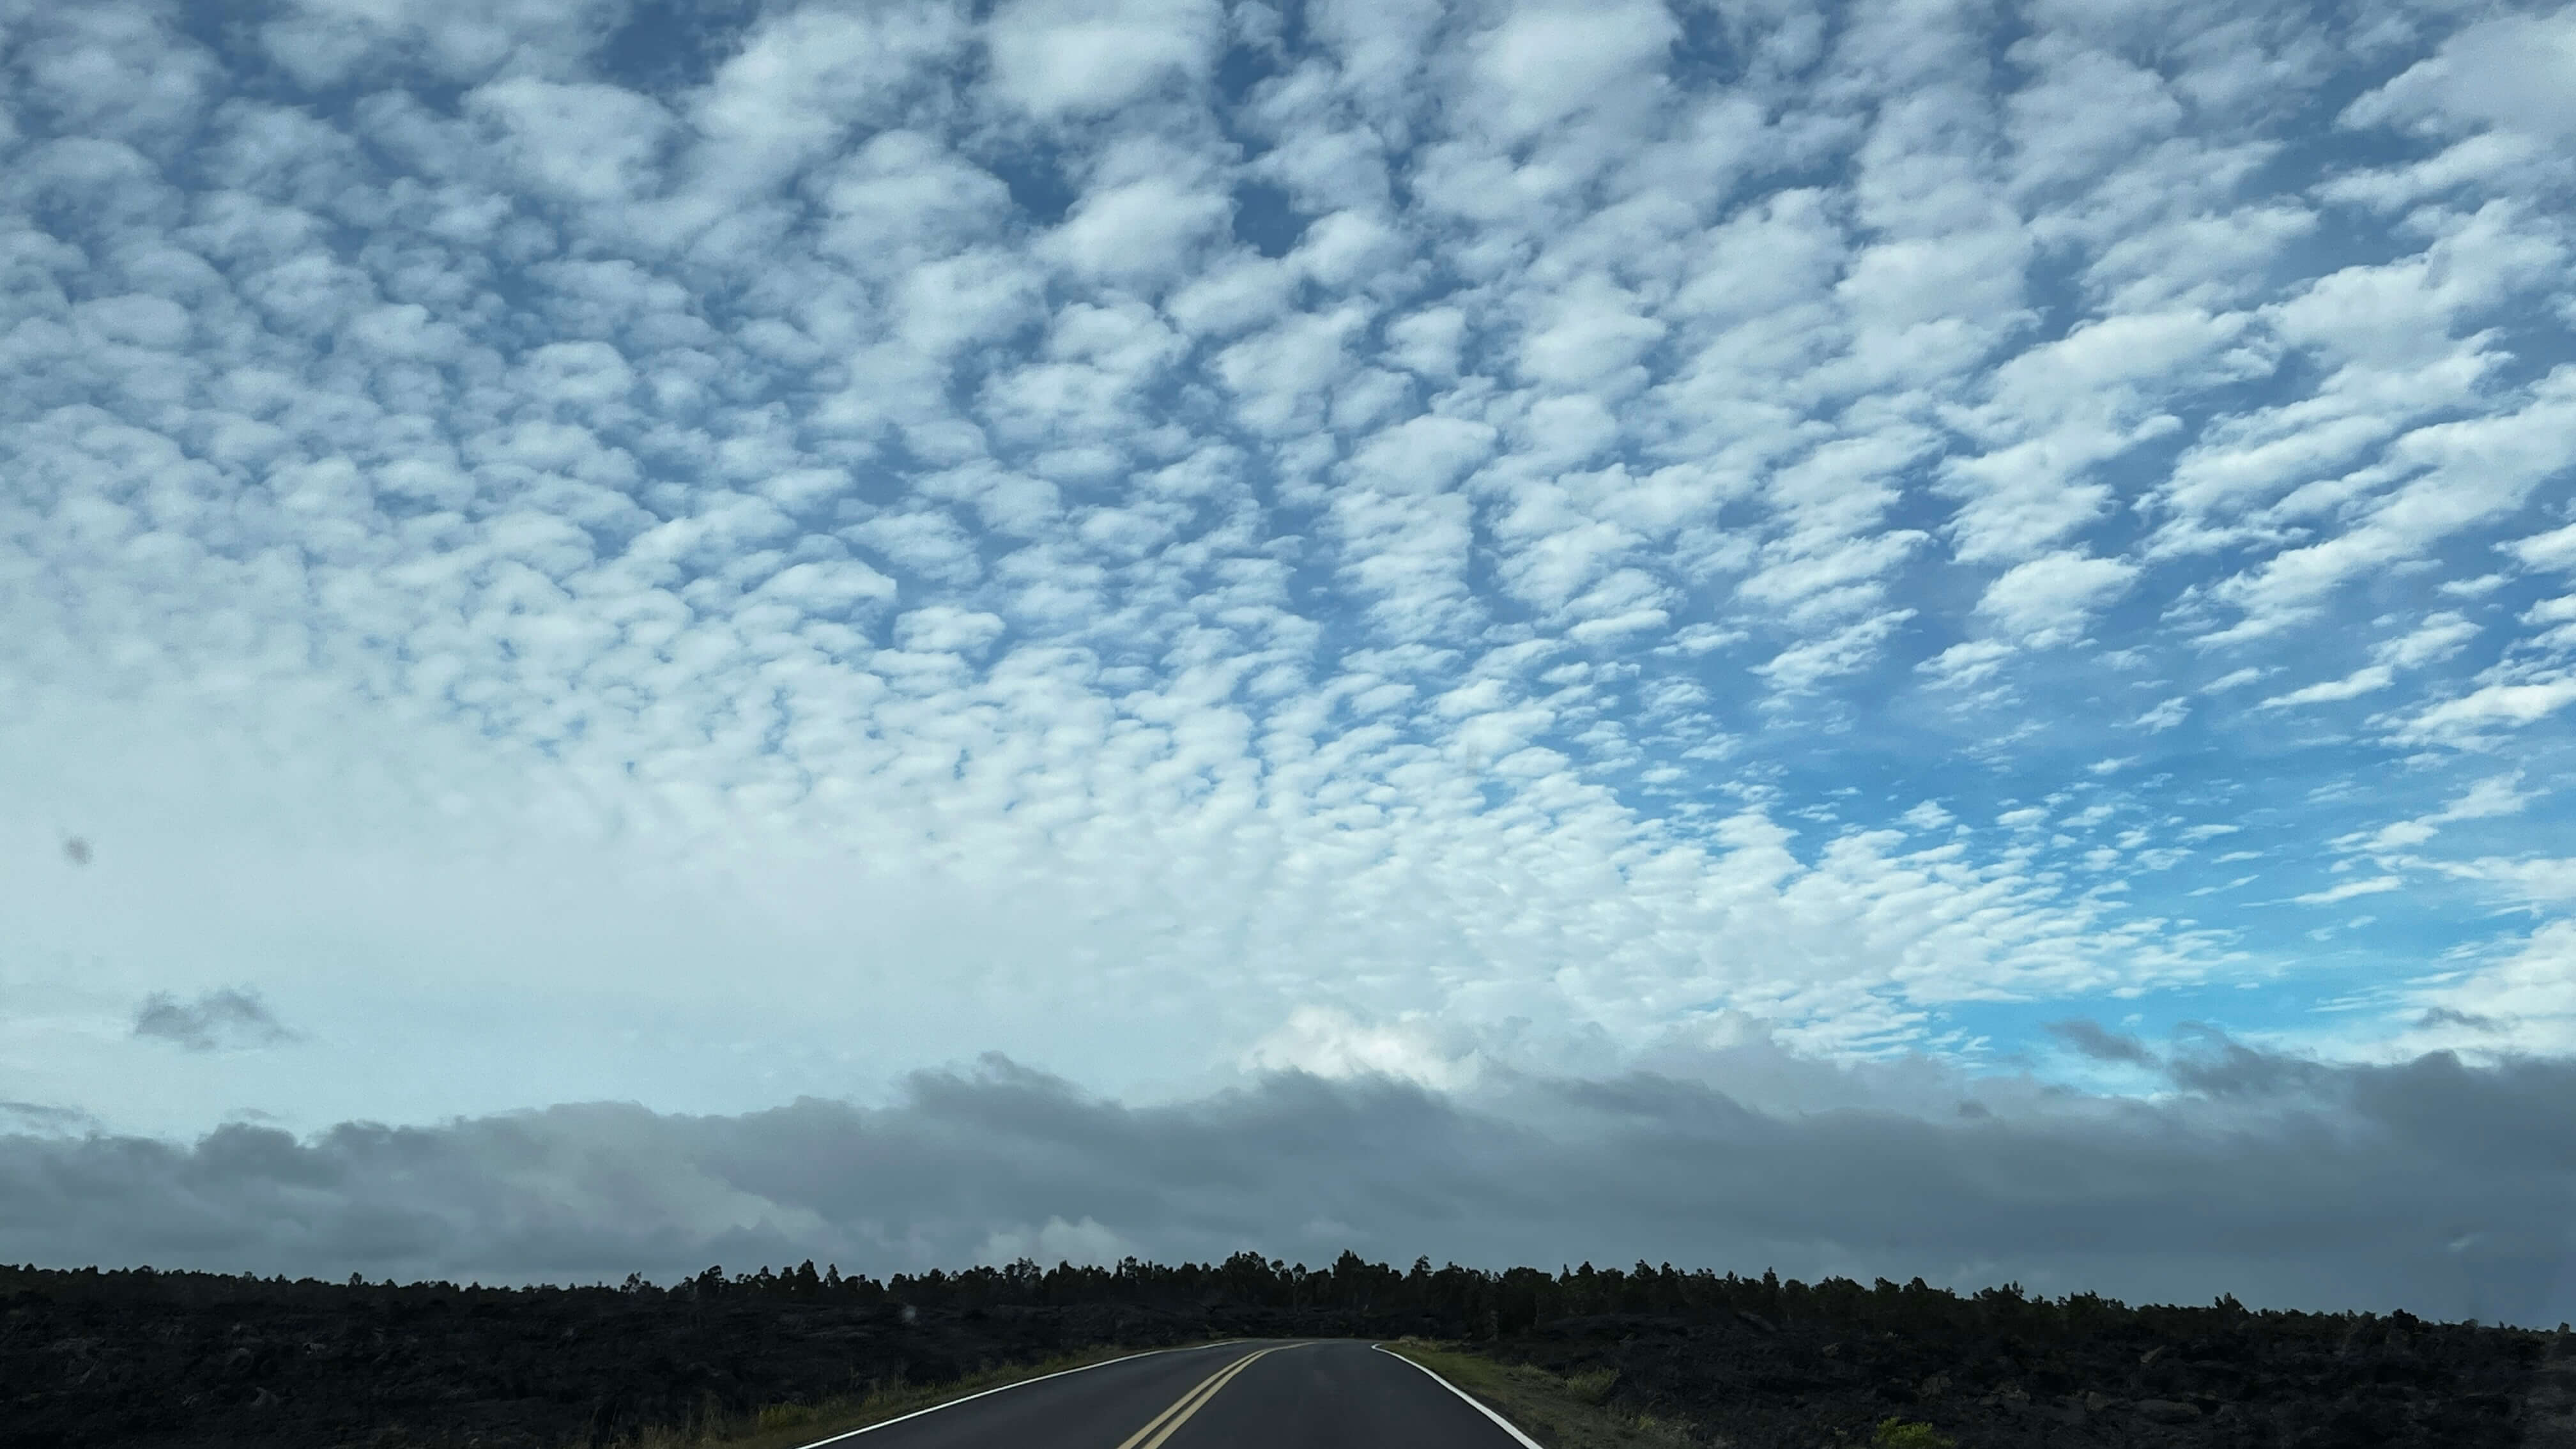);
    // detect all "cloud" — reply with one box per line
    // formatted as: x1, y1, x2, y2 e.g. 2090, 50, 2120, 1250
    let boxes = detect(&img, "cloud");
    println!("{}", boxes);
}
984, 0, 1223, 119
2044, 1018, 2154, 1067
1916, 639, 2016, 692
977, 1214, 1134, 1268
2207, 365, 2576, 640
1756, 610, 1919, 696
2345, 773, 2532, 855
130, 990, 296, 1053
2508, 523, 2576, 573
2129, 696, 2188, 732
3, 1052, 2570, 1323
1243, 1005, 1478, 1090
1974, 551, 2138, 647
2442, 856, 2576, 907
468, 78, 675, 205
1043, 169, 1233, 288
0, 1101, 97, 1135
2344, 10, 2576, 143
1469, 0, 1676, 141
2439, 775, 2534, 824
2259, 612, 2503, 714
2398, 674, 2576, 746
3, 0, 2575, 1155
2259, 665, 2393, 709
256, 0, 631, 88
2291, 876, 2402, 907
2403, 919, 2576, 1057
